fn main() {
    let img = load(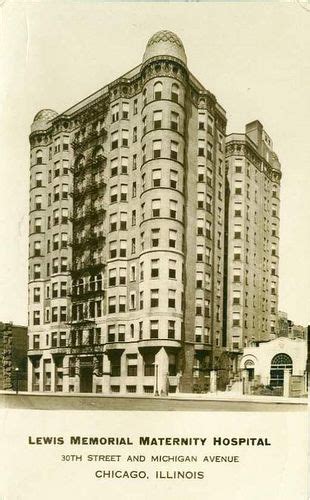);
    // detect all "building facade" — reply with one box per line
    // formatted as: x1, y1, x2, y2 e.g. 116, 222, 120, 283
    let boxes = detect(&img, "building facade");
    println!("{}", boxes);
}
0, 322, 28, 391
28, 31, 227, 394
224, 121, 281, 370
